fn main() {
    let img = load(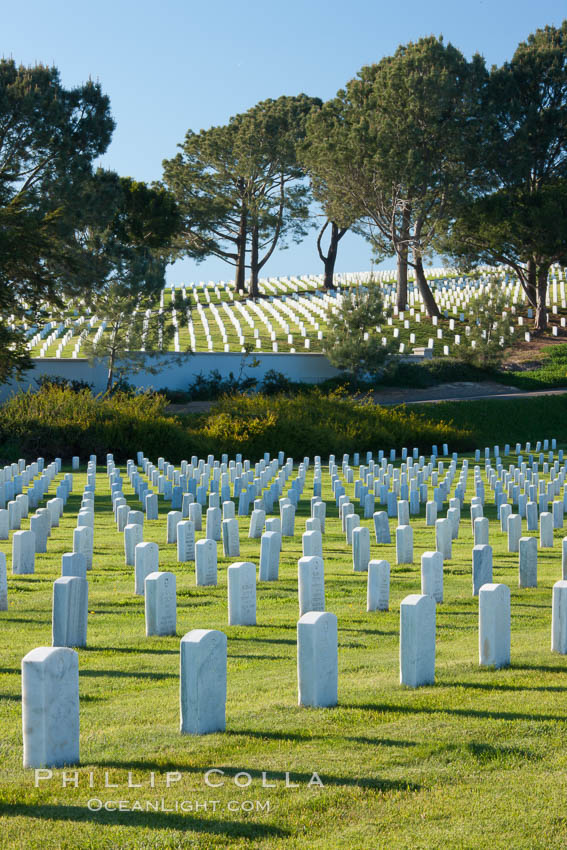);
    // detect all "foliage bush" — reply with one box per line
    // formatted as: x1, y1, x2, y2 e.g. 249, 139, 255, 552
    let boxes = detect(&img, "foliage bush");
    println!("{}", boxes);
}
183, 388, 472, 458
0, 384, 473, 462
0, 385, 188, 462
260, 369, 293, 395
